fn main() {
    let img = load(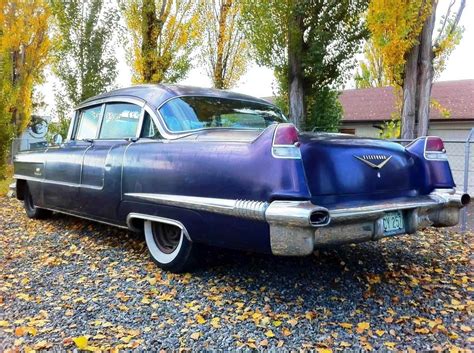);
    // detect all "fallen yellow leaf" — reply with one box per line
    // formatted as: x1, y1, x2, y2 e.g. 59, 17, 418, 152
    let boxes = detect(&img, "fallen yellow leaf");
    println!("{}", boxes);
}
72, 336, 89, 349
195, 314, 206, 324
316, 348, 332, 353
414, 327, 430, 334
264, 330, 275, 338
375, 329, 385, 337
384, 342, 396, 348
190, 331, 201, 340
210, 317, 221, 329
287, 318, 298, 326
356, 322, 370, 333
